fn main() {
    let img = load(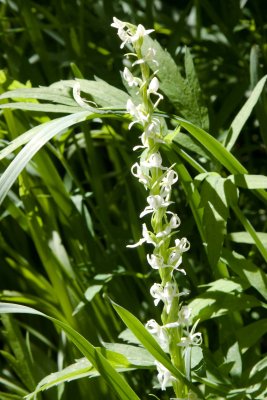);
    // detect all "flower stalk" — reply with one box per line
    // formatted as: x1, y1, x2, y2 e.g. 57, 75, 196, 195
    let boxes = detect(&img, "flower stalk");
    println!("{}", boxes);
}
112, 17, 202, 399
